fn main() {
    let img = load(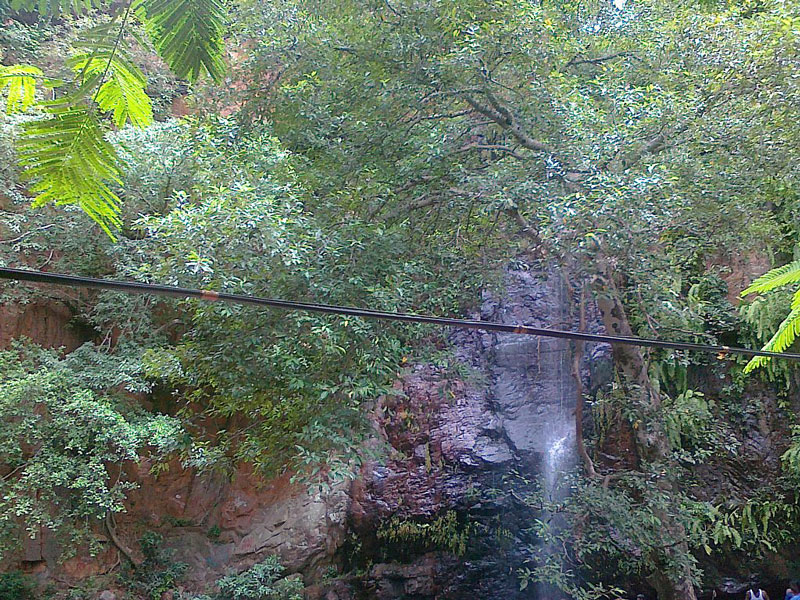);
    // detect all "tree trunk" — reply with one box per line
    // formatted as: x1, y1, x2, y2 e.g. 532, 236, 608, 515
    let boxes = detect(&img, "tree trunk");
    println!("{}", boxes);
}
593, 263, 697, 600
571, 282, 597, 478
